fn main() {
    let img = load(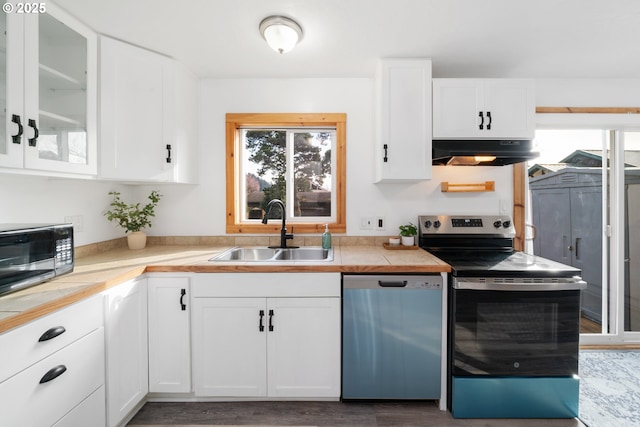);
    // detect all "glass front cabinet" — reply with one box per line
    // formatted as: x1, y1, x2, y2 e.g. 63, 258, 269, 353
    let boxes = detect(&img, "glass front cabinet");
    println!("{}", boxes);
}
1, 2, 97, 175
